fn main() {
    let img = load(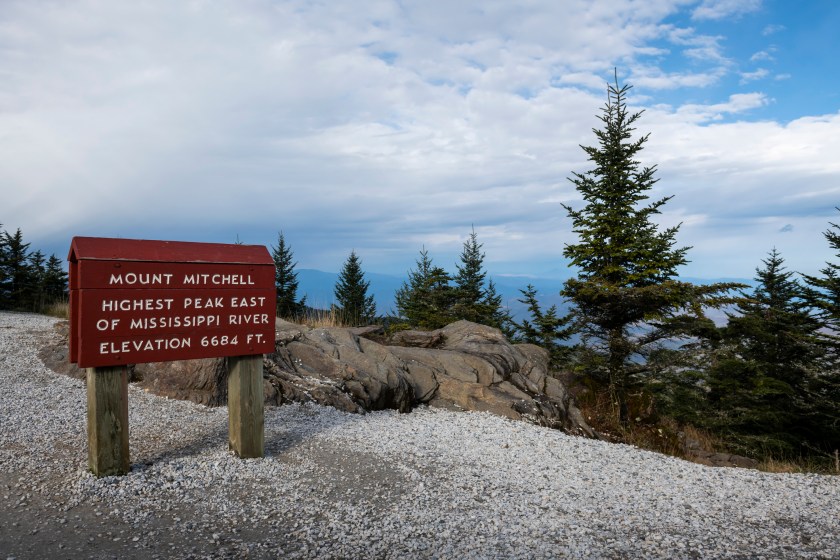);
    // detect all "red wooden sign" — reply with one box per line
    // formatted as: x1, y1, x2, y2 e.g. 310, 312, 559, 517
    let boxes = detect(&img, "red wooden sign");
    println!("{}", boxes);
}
68, 237, 276, 368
